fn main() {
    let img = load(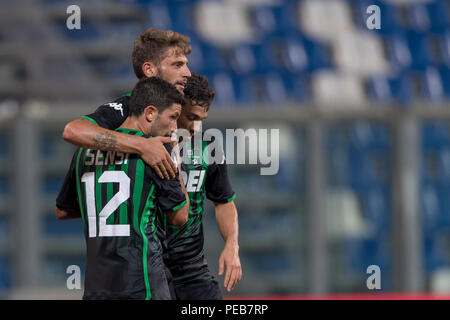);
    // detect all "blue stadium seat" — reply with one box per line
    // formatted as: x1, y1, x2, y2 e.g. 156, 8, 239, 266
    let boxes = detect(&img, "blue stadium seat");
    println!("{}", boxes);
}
367, 74, 416, 105
249, 2, 300, 38
423, 234, 448, 271
437, 66, 450, 98
406, 3, 431, 32
427, 0, 450, 33
388, 75, 416, 105
227, 44, 261, 75
422, 149, 441, 184
360, 188, 390, 232
168, 2, 197, 35
206, 72, 238, 106
384, 34, 412, 71
0, 175, 8, 195
383, 33, 434, 71
146, 2, 172, 29
283, 73, 310, 103
277, 35, 309, 74
350, 0, 403, 35
421, 184, 441, 231
44, 214, 83, 235
61, 20, 100, 41
240, 72, 311, 105
438, 148, 450, 184
302, 37, 331, 71
233, 74, 261, 105
43, 175, 64, 195
189, 39, 227, 74
406, 32, 435, 70
259, 73, 289, 104
345, 235, 391, 279
348, 149, 389, 189
348, 123, 390, 150
435, 187, 450, 227
438, 31, 450, 68
227, 43, 279, 75
0, 255, 10, 289
422, 122, 450, 148
422, 67, 446, 102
